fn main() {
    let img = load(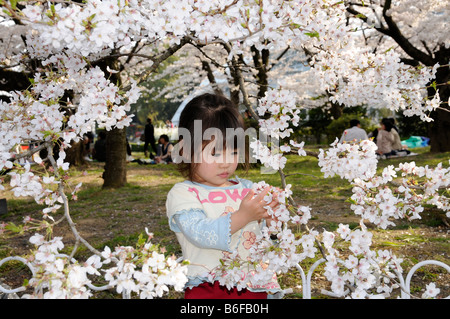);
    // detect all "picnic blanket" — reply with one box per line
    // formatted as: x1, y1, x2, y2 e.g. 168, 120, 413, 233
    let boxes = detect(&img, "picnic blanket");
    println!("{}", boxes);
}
377, 150, 418, 160
401, 136, 430, 149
